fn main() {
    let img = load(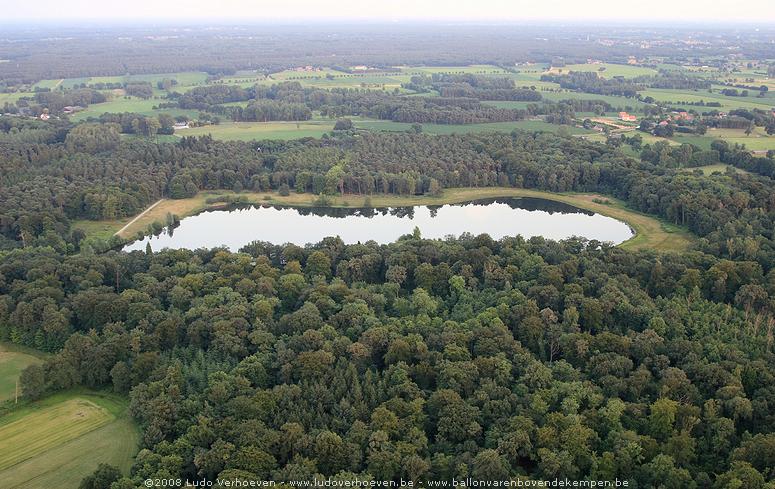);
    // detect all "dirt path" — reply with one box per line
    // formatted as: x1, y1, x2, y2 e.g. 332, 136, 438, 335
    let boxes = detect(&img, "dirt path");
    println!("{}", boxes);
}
114, 199, 164, 237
